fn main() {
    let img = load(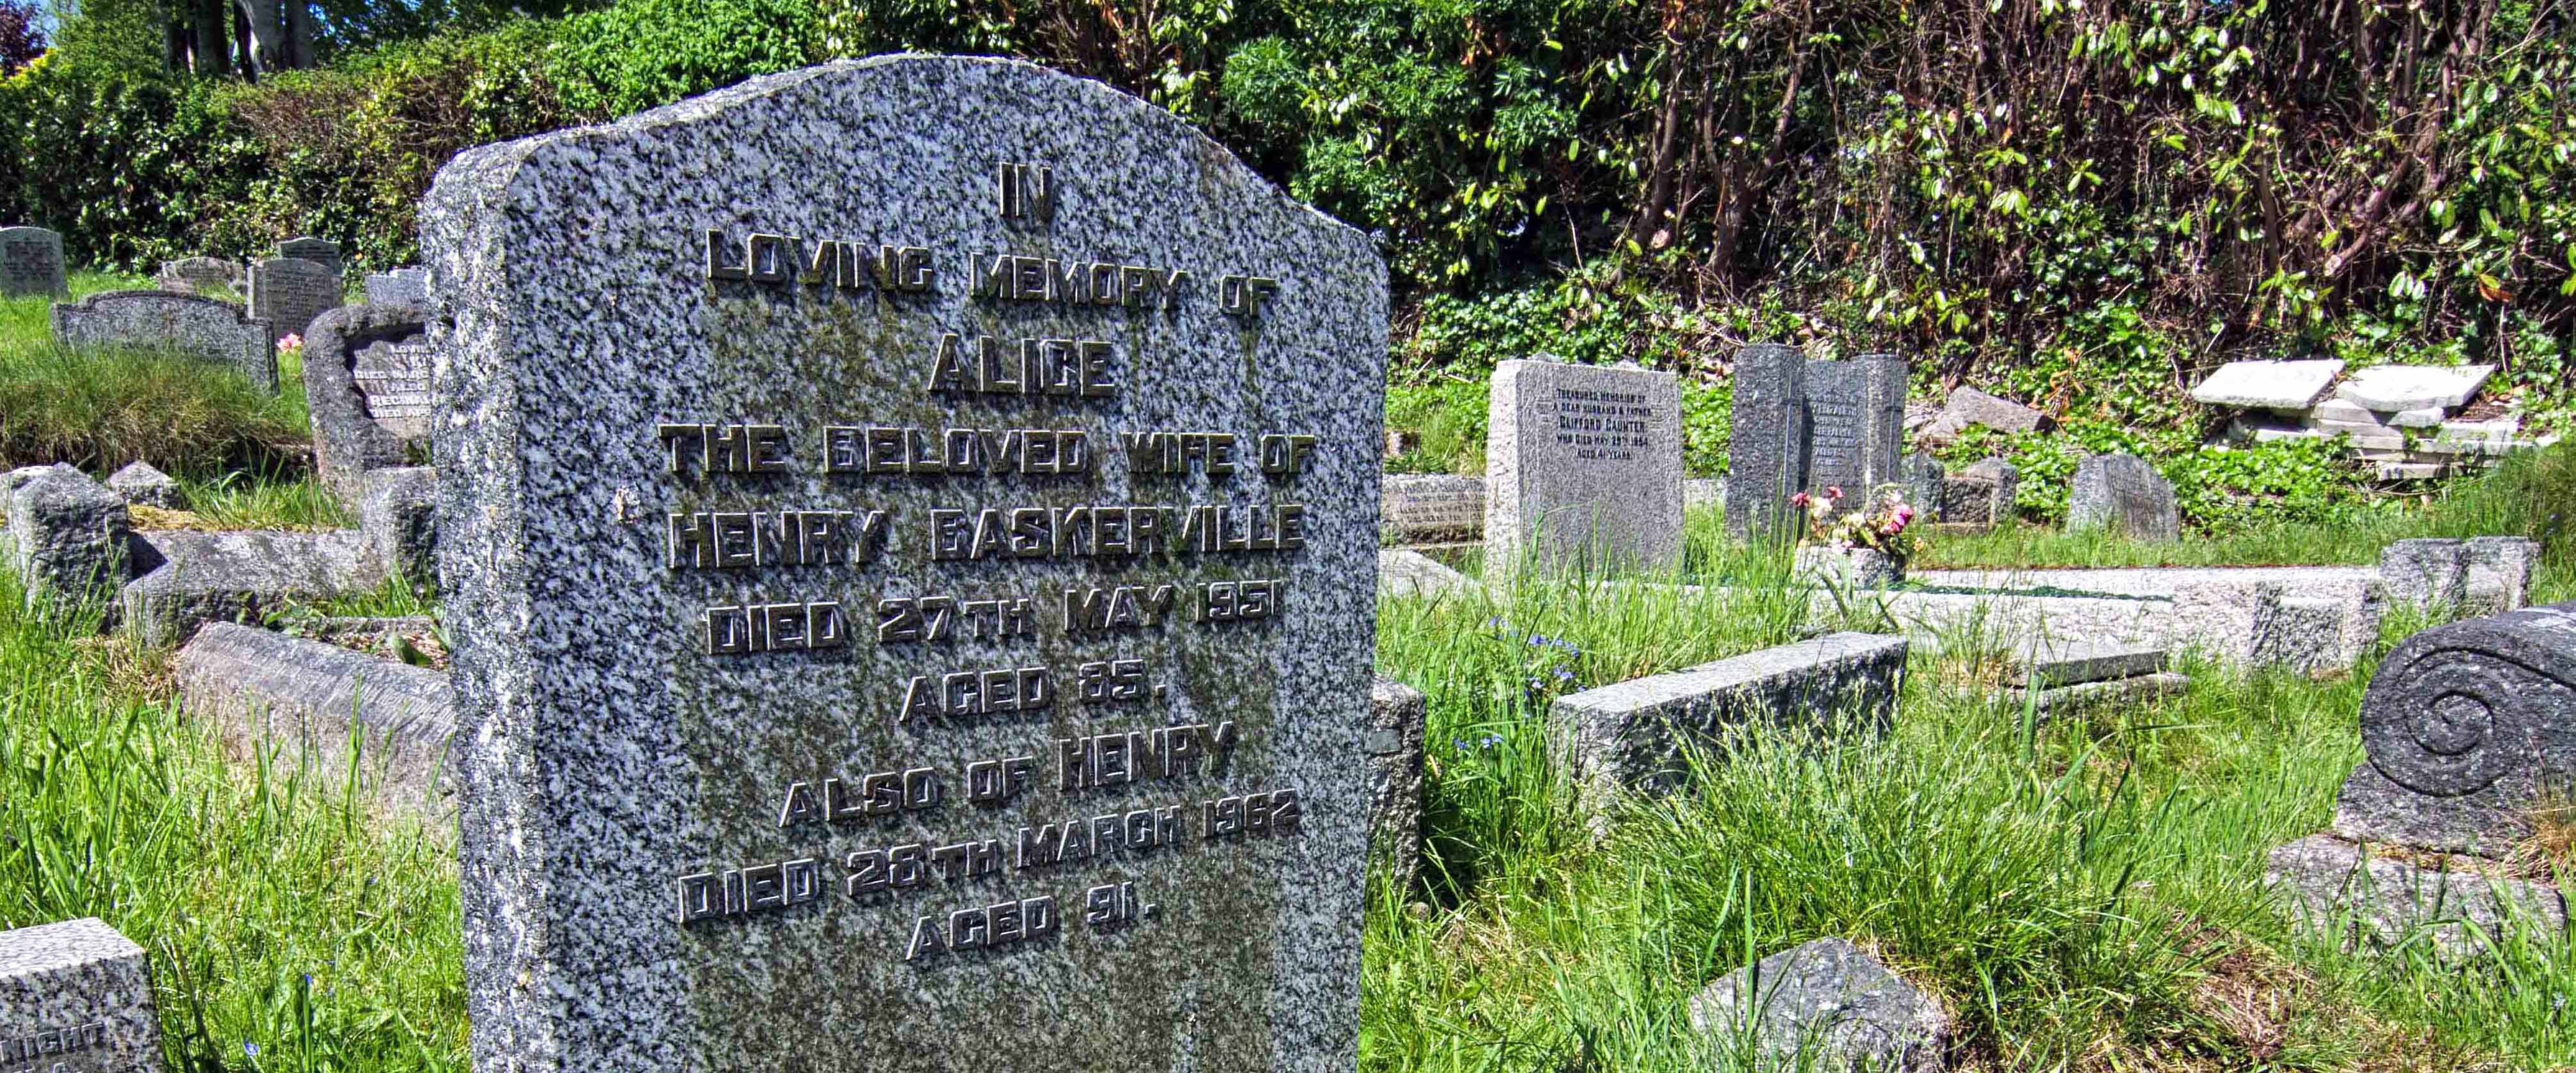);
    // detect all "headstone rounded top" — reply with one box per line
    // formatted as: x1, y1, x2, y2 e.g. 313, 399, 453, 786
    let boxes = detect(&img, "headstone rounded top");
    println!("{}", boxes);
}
0, 225, 67, 297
